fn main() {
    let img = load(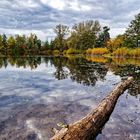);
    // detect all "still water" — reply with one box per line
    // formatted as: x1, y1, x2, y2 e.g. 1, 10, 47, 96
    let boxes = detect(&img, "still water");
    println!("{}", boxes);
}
0, 56, 140, 140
